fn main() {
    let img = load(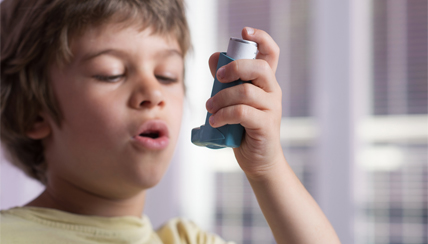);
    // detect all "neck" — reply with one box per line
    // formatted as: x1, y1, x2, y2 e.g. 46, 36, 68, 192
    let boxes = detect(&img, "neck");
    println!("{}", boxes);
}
26, 174, 146, 218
